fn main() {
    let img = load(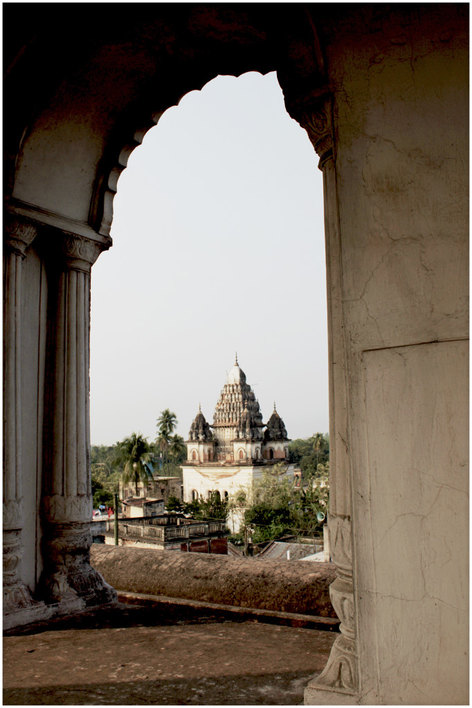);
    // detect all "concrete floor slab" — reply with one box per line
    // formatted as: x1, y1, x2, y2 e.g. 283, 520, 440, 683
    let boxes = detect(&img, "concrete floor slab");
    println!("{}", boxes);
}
3, 602, 336, 705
